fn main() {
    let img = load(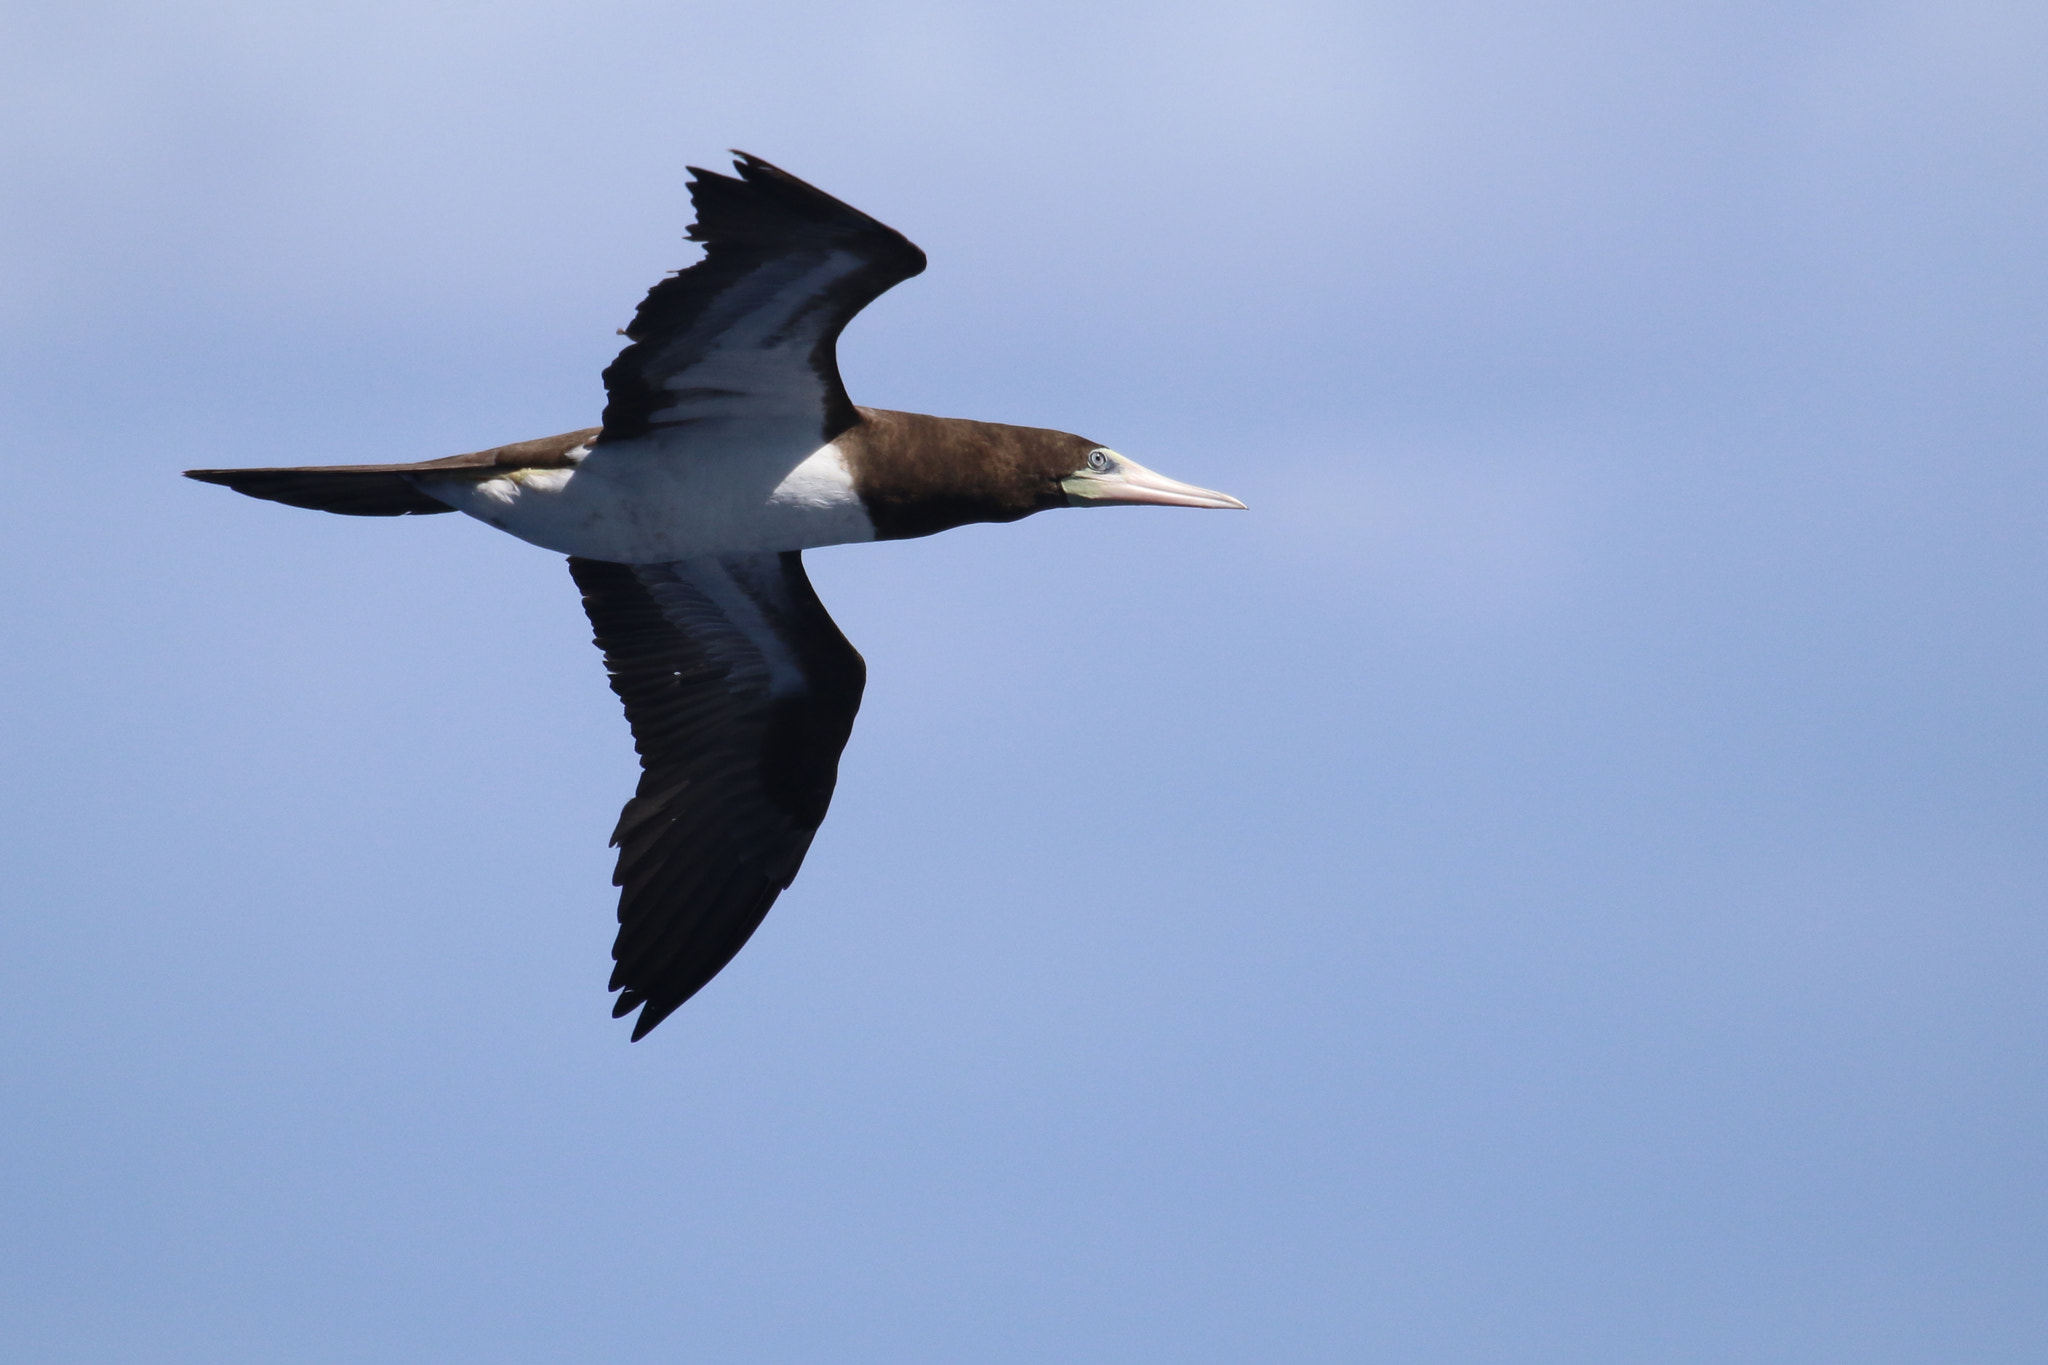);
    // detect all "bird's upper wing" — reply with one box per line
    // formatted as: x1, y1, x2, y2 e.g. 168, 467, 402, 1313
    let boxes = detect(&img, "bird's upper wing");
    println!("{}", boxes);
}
597, 152, 927, 451
569, 552, 866, 1038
